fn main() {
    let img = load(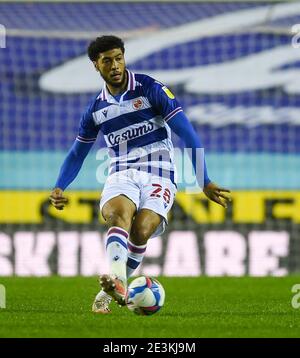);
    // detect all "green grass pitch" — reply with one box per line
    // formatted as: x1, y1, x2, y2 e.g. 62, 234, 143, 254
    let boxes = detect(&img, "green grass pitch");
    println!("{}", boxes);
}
0, 276, 300, 338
